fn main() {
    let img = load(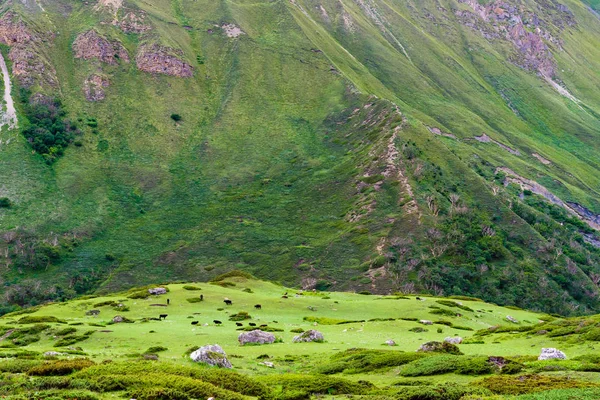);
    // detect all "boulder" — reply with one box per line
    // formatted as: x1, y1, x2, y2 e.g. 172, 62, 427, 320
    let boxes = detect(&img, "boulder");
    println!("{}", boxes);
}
238, 330, 276, 345
190, 344, 232, 368
86, 309, 100, 316
506, 315, 519, 324
420, 320, 433, 325
418, 341, 462, 355
385, 339, 396, 346
44, 351, 64, 357
148, 287, 167, 295
538, 348, 567, 360
260, 361, 275, 368
112, 315, 125, 323
444, 337, 463, 344
293, 330, 324, 343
